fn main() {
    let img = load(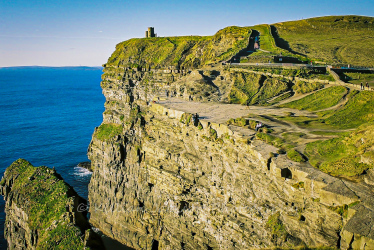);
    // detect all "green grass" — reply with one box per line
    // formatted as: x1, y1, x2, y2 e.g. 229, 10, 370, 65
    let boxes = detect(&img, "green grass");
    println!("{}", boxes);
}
342, 72, 374, 86
266, 212, 289, 244
292, 182, 305, 189
293, 81, 325, 94
1, 159, 86, 249
273, 16, 374, 67
228, 71, 293, 105
236, 66, 332, 80
226, 117, 248, 127
287, 149, 307, 163
104, 26, 251, 70
309, 131, 350, 136
248, 24, 309, 62
250, 77, 291, 104
325, 91, 374, 128
95, 123, 123, 141
276, 115, 334, 130
282, 132, 307, 145
280, 86, 346, 111
305, 124, 374, 177
268, 92, 293, 105
250, 24, 277, 52
256, 132, 293, 151
228, 72, 263, 104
